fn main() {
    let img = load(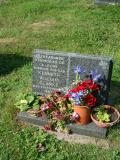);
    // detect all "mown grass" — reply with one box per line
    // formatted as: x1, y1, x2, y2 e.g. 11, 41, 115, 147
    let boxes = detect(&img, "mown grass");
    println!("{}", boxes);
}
0, 0, 120, 159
